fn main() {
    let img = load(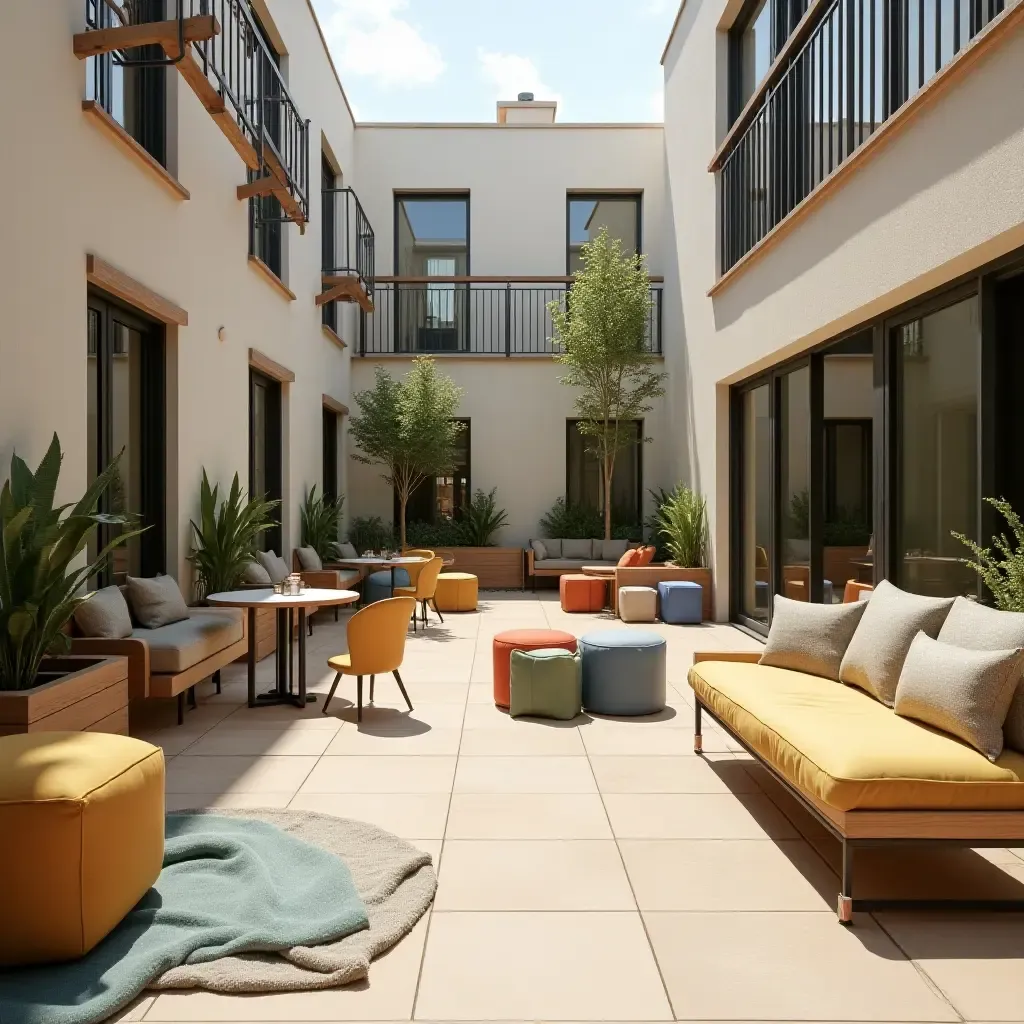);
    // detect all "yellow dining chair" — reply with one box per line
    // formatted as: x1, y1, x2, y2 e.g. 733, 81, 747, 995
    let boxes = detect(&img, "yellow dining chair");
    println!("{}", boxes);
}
322, 596, 416, 720
394, 555, 444, 630
400, 548, 434, 589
